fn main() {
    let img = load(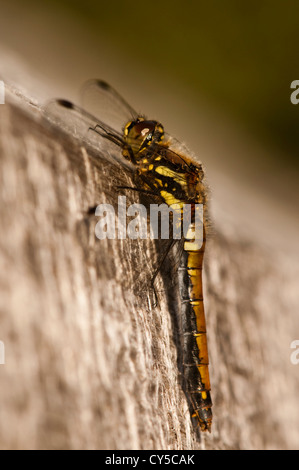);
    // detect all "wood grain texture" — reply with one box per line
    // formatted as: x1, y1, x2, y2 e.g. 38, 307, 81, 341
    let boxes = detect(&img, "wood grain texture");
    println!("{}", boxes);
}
0, 90, 298, 450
